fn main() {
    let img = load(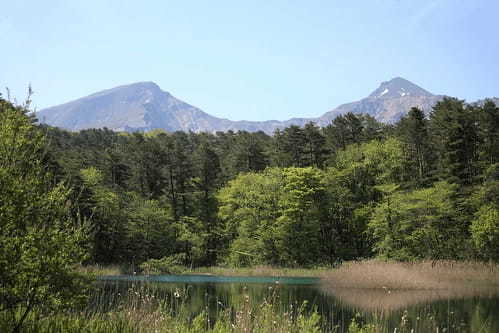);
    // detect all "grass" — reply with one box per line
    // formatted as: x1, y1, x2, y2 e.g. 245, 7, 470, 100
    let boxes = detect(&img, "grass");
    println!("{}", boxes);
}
75, 264, 124, 276
79, 260, 499, 284
4, 279, 497, 332
321, 259, 499, 312
4, 260, 499, 332
185, 265, 329, 277
1, 281, 323, 333
77, 264, 330, 277
322, 260, 499, 290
